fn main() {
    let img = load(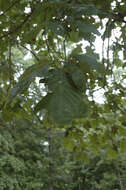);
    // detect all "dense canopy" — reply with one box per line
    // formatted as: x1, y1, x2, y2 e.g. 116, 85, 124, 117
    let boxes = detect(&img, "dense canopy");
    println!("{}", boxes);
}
1, 0, 126, 189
